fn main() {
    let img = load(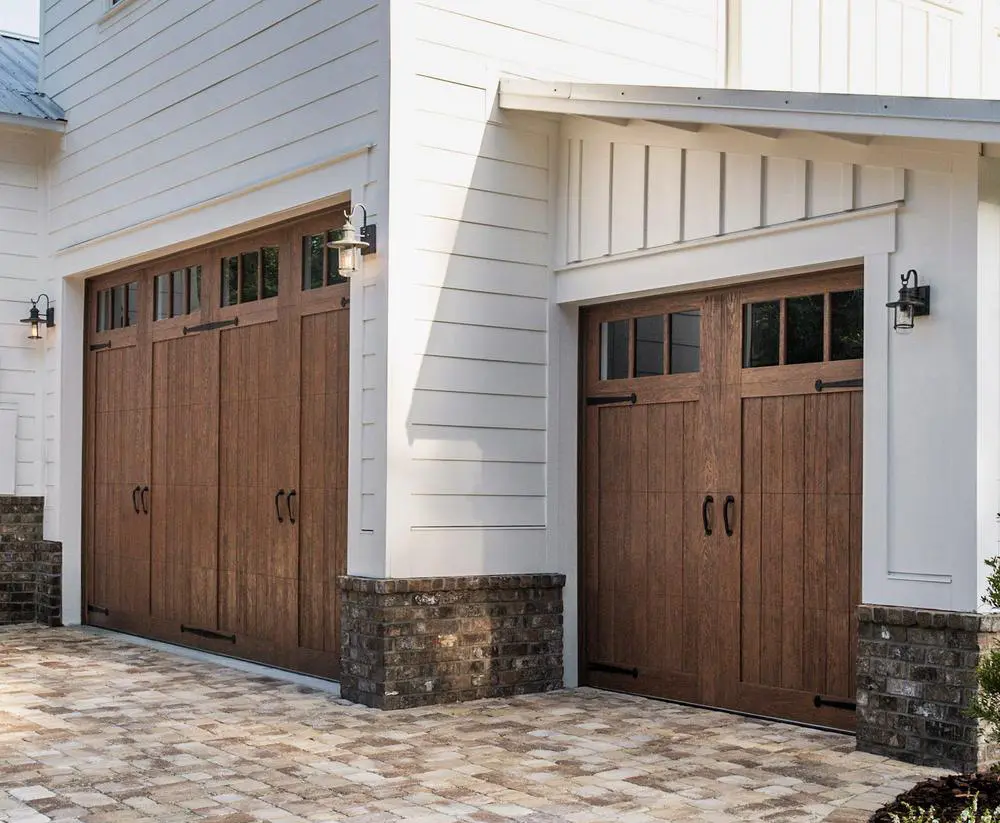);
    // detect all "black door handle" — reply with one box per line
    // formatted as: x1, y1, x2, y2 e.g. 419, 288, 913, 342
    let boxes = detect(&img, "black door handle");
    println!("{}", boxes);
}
702, 495, 714, 536
132, 486, 140, 514
286, 490, 296, 525
724, 495, 735, 537
275, 489, 285, 523
141, 486, 149, 515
